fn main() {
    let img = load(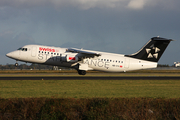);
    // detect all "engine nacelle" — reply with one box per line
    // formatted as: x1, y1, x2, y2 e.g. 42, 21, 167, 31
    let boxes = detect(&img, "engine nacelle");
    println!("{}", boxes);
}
66, 54, 78, 62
